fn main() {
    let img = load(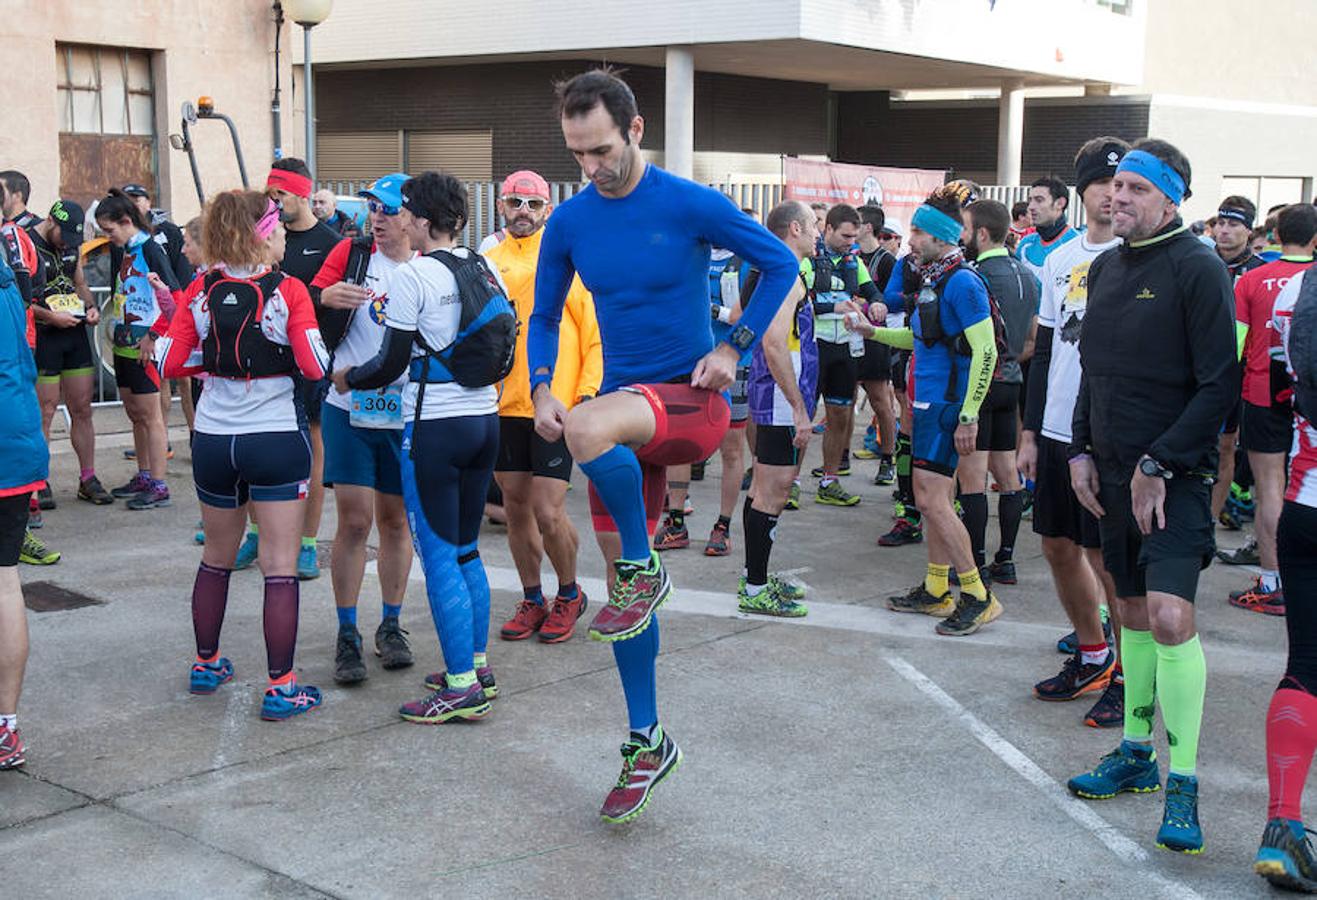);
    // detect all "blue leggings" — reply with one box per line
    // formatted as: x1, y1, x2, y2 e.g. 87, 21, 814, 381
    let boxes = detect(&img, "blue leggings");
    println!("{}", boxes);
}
400, 415, 498, 677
